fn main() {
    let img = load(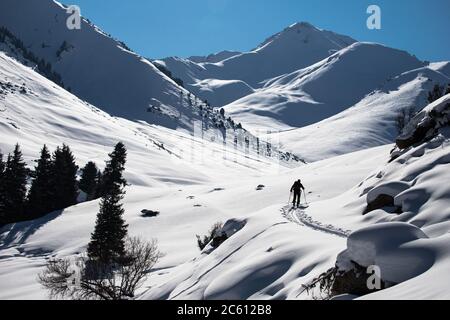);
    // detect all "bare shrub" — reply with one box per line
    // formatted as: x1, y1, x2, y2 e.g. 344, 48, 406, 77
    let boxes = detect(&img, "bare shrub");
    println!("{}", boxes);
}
39, 237, 161, 300
196, 222, 225, 251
